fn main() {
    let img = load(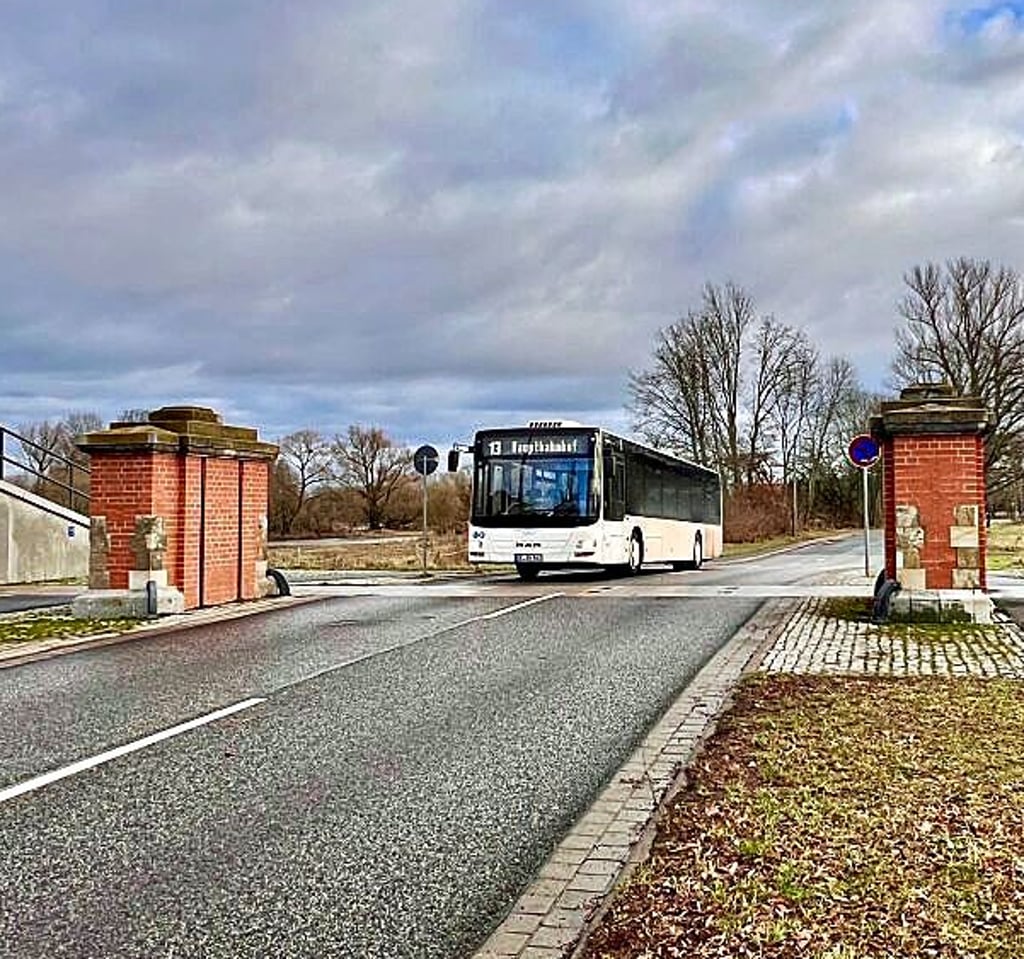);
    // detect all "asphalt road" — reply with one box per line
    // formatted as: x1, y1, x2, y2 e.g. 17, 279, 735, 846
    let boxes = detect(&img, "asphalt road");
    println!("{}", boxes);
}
0, 536, 866, 958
